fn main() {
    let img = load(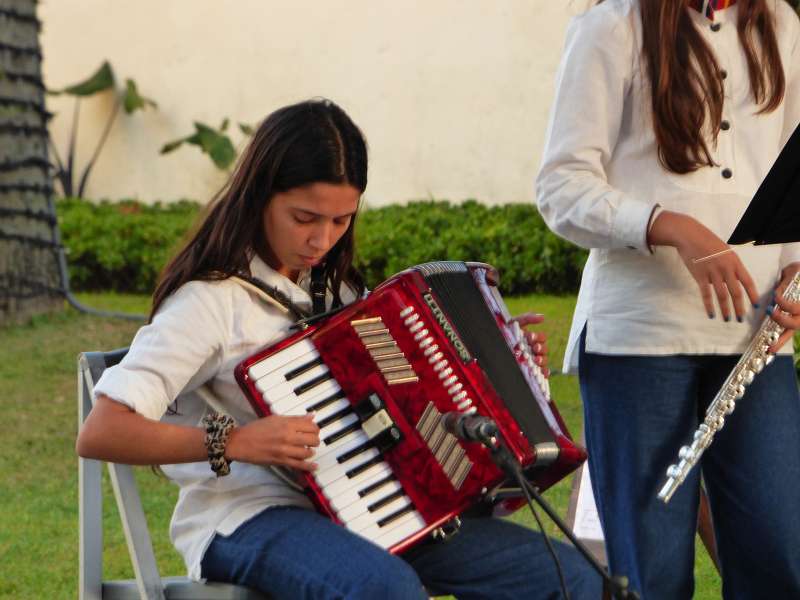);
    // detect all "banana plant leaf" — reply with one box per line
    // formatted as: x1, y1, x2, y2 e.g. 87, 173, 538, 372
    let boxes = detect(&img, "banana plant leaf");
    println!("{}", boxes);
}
54, 61, 115, 96
160, 121, 237, 170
